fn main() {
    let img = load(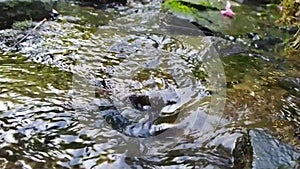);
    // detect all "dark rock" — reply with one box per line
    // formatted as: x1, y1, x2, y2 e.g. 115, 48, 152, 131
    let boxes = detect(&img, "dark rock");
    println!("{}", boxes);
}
190, 21, 218, 36
206, 36, 245, 57
76, 0, 127, 8
233, 129, 300, 169
251, 36, 283, 51
277, 77, 300, 97
233, 0, 280, 5
232, 131, 253, 168
279, 26, 299, 35
159, 14, 214, 36
129, 94, 151, 111
247, 32, 260, 40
